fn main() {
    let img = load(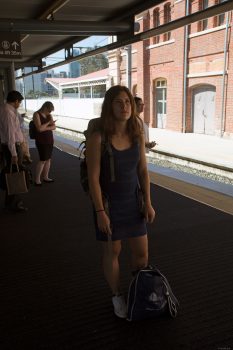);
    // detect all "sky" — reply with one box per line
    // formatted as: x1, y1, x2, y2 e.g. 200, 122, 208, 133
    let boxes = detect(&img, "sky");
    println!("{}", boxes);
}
44, 36, 109, 73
